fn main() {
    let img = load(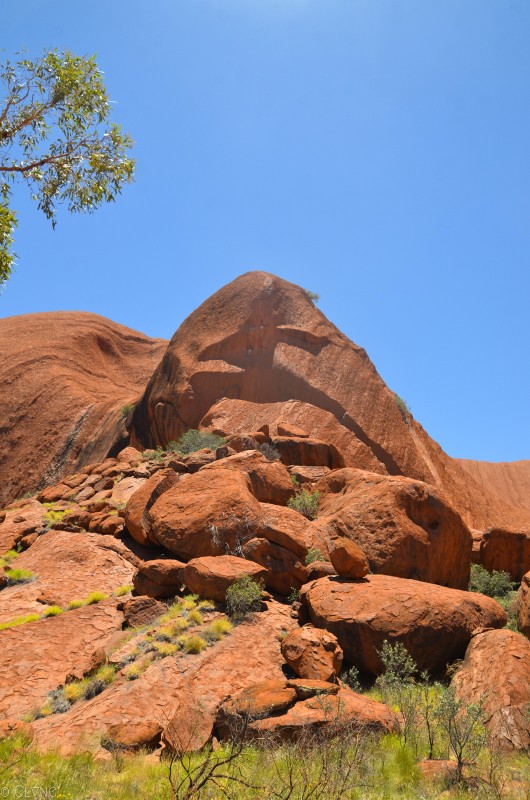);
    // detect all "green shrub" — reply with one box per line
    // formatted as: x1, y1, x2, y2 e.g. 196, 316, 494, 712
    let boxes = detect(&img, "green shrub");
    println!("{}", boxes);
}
0, 613, 40, 630
305, 548, 324, 565
120, 403, 135, 418
376, 640, 418, 695
342, 665, 362, 692
86, 591, 108, 605
226, 576, 262, 621
258, 442, 281, 462
114, 584, 133, 597
304, 289, 320, 303
43, 605, 63, 617
5, 568, 35, 585
287, 490, 320, 520
181, 634, 208, 654
393, 393, 411, 421
172, 429, 226, 455
203, 617, 233, 642
468, 563, 515, 598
